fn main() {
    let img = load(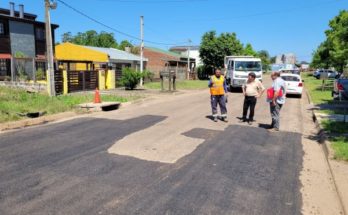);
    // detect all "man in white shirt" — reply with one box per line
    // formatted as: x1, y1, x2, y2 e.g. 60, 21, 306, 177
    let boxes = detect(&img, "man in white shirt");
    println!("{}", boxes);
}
241, 72, 265, 125
269, 71, 286, 131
